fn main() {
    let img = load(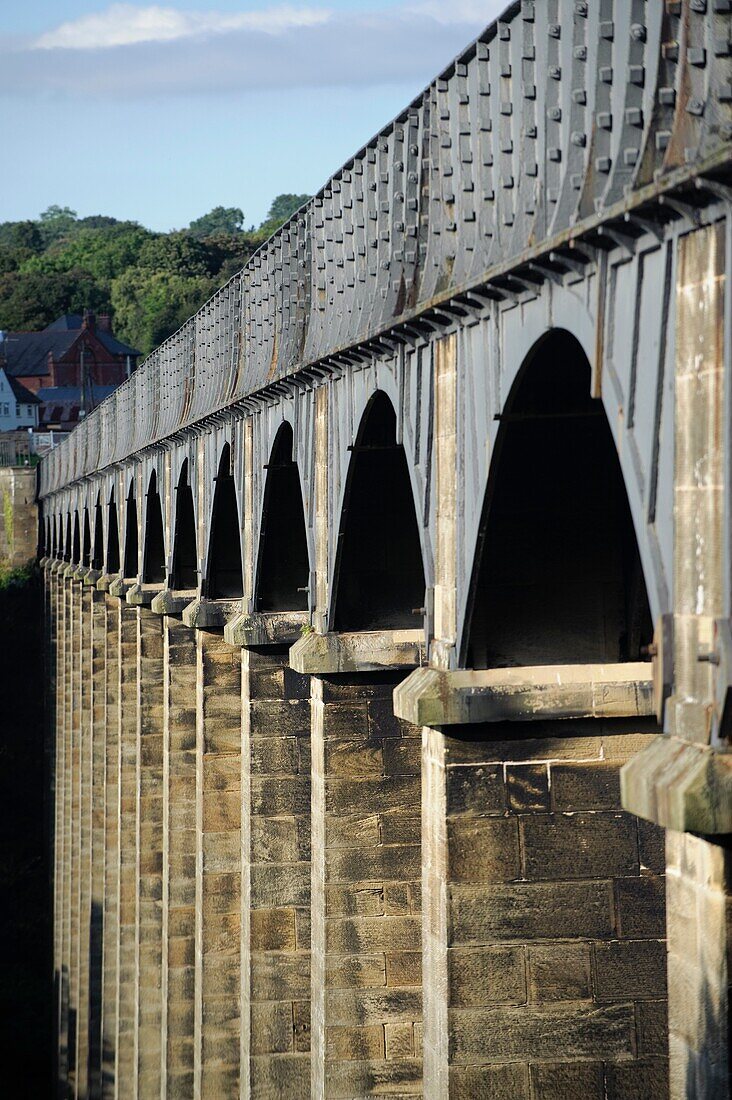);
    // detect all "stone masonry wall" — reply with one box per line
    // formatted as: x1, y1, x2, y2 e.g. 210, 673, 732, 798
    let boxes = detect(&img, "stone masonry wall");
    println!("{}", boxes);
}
423, 719, 668, 1099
